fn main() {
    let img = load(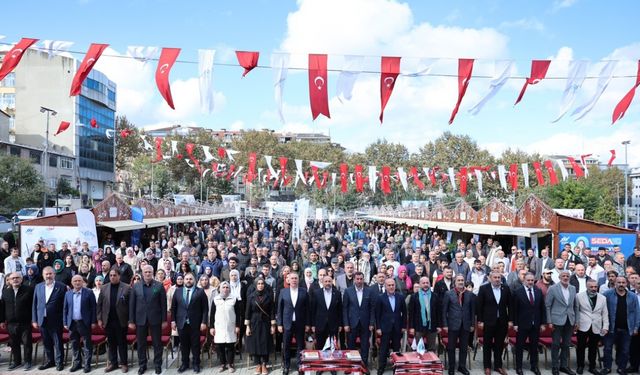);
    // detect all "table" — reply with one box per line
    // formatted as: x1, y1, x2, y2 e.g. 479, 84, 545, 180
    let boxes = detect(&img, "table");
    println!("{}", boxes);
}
299, 350, 367, 375
391, 351, 443, 375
